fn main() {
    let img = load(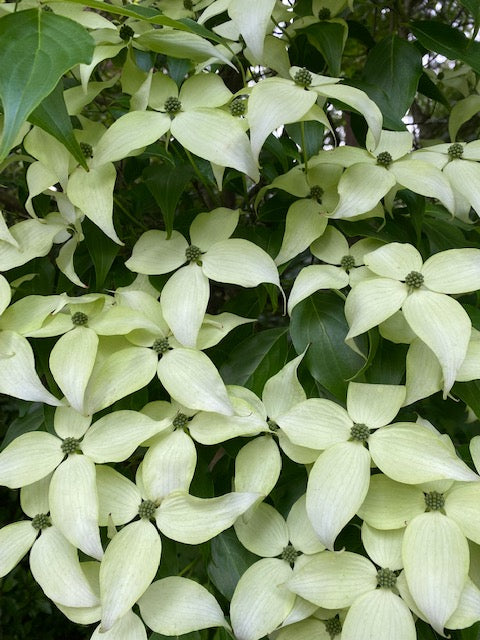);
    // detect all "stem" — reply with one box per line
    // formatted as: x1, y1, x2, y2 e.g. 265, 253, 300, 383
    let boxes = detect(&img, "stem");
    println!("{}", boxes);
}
184, 148, 219, 206
300, 121, 309, 173
113, 196, 148, 230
